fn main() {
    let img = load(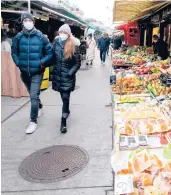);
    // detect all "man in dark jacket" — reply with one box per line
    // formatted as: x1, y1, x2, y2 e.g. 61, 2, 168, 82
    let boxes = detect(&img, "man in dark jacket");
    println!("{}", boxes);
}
12, 12, 53, 134
153, 35, 169, 60
112, 35, 122, 50
98, 33, 108, 65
